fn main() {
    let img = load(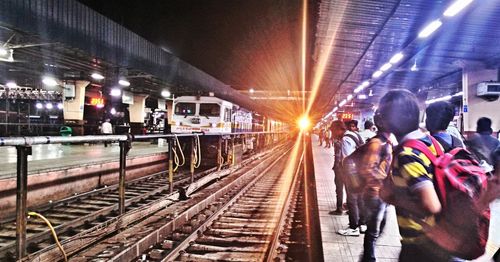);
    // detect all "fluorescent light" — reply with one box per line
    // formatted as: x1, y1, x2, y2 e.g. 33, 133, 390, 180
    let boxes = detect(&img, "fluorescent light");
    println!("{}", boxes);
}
6, 82, 17, 88
110, 108, 117, 115
425, 91, 463, 104
372, 70, 383, 78
0, 47, 7, 56
358, 94, 367, 100
389, 52, 404, 64
361, 81, 370, 87
46, 103, 53, 109
354, 86, 363, 94
91, 73, 105, 80
380, 63, 392, 72
161, 90, 171, 98
42, 76, 58, 87
347, 94, 353, 101
444, 0, 474, 17
249, 88, 255, 94
333, 107, 338, 112
118, 79, 130, 87
57, 103, 64, 110
111, 88, 121, 97
339, 99, 347, 107
36, 102, 43, 109
418, 19, 442, 38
